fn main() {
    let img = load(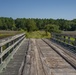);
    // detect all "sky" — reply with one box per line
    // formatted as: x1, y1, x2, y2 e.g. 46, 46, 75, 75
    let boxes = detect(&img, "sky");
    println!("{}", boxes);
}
0, 0, 76, 20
